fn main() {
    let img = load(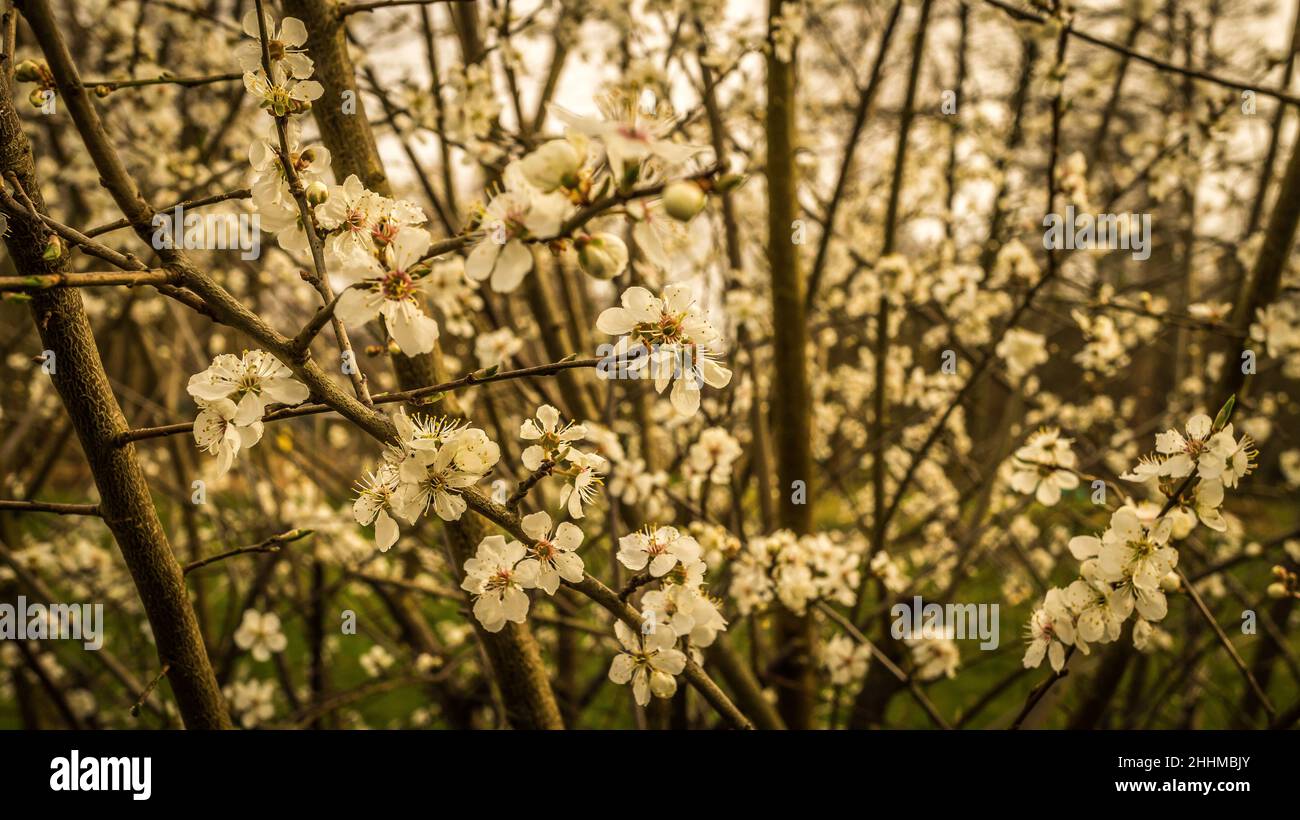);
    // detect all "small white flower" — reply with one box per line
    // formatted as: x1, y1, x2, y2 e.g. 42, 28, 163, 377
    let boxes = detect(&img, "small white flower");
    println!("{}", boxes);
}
607, 620, 686, 706
359, 644, 394, 678
234, 609, 288, 662
1150, 413, 1216, 479
465, 162, 570, 293
557, 449, 606, 519
1022, 588, 1076, 672
517, 511, 585, 594
353, 464, 402, 552
1065, 573, 1128, 645
187, 350, 310, 425
243, 67, 323, 118
995, 328, 1048, 382
550, 91, 706, 180
315, 173, 386, 258
474, 328, 523, 368
1008, 427, 1080, 505
595, 284, 732, 417
519, 404, 587, 470
334, 226, 440, 356
617, 526, 702, 577
238, 11, 313, 79
224, 679, 276, 728
193, 397, 264, 476
518, 139, 582, 192
461, 535, 538, 632
820, 634, 871, 685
